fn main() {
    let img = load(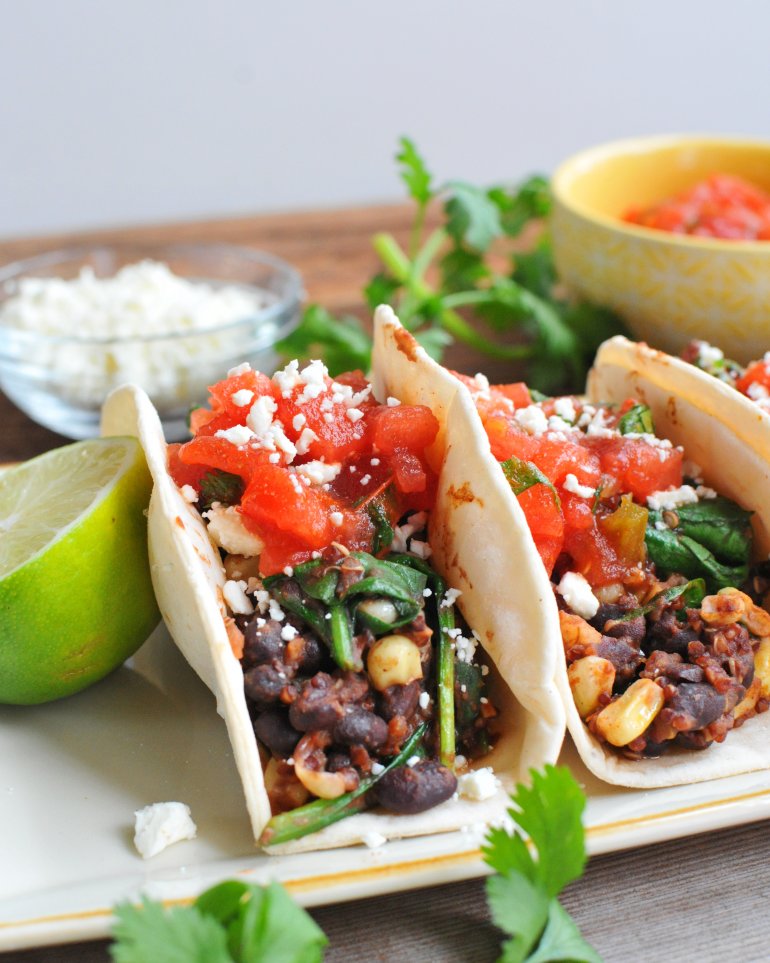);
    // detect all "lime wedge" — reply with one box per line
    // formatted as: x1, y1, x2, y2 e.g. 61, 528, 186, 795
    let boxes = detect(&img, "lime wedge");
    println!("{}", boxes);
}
0, 438, 160, 704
